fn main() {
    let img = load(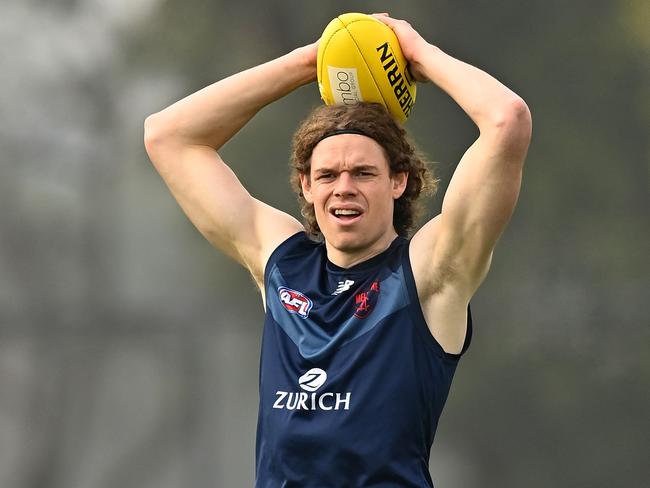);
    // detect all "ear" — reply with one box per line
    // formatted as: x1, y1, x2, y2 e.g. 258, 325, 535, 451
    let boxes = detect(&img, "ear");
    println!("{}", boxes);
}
391, 172, 408, 199
300, 173, 313, 204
